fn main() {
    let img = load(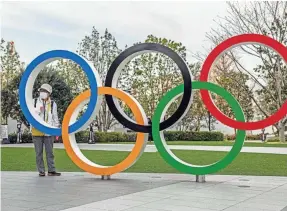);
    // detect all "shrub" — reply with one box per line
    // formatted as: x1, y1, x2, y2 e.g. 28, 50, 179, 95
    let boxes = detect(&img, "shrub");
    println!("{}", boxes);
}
124, 133, 137, 142
163, 131, 183, 141
75, 131, 89, 143
8, 132, 17, 143
21, 132, 32, 143
94, 132, 137, 142
267, 135, 287, 143
246, 134, 261, 140
164, 131, 224, 141
225, 134, 236, 141
7, 132, 32, 143
226, 134, 261, 141
267, 138, 280, 143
